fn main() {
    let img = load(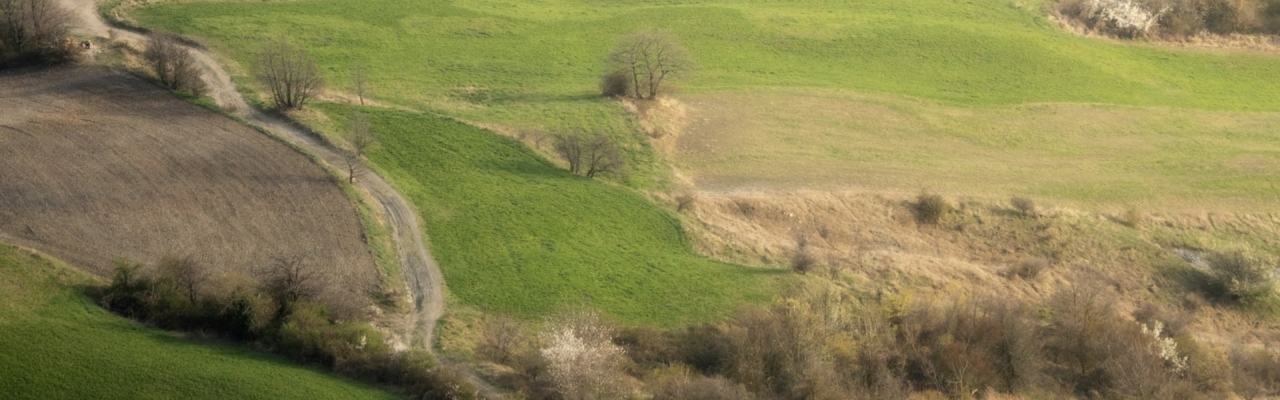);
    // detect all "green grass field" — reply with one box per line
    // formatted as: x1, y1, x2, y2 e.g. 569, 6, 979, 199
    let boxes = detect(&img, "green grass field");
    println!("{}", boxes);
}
129, 0, 1280, 321
311, 104, 779, 325
0, 243, 399, 400
133, 0, 1280, 198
